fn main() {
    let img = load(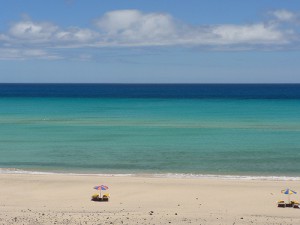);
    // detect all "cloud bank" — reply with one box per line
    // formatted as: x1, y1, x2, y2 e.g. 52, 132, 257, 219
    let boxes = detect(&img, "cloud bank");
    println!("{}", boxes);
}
0, 9, 299, 60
